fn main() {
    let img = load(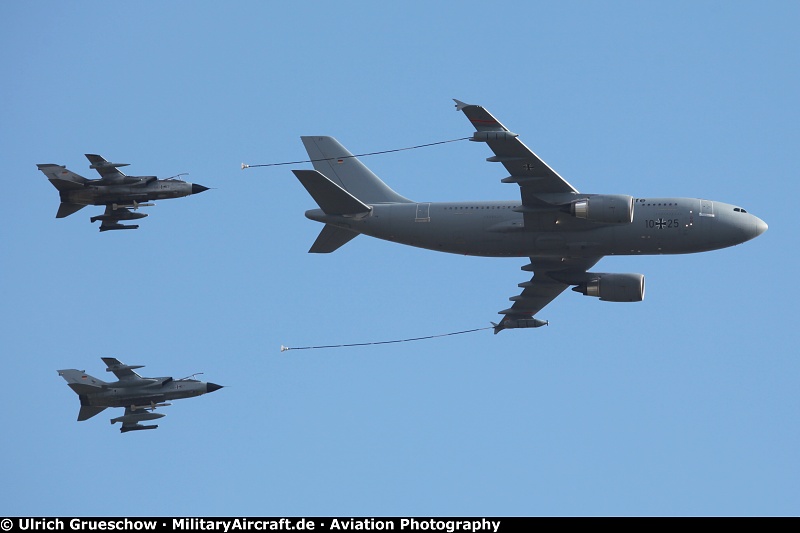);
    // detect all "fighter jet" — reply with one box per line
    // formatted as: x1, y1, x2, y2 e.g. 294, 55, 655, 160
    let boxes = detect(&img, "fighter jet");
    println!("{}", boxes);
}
58, 357, 223, 433
292, 100, 768, 332
36, 154, 209, 231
